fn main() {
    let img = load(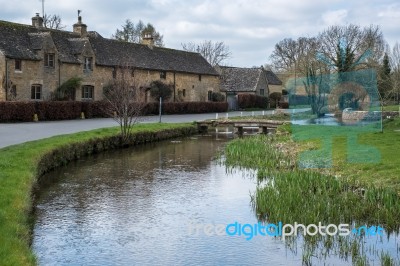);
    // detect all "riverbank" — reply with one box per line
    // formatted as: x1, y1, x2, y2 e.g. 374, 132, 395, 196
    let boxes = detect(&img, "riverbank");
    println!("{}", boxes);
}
223, 118, 400, 264
0, 123, 195, 266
